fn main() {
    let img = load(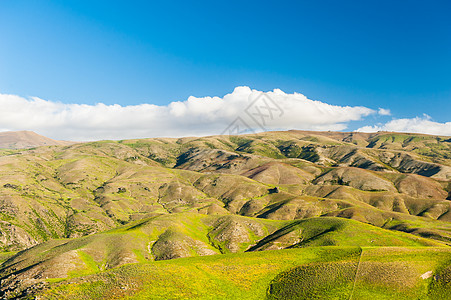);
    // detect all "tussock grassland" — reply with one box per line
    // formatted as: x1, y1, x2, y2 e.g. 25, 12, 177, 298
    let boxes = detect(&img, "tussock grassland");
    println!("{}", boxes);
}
38, 247, 451, 299
1, 130, 451, 298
